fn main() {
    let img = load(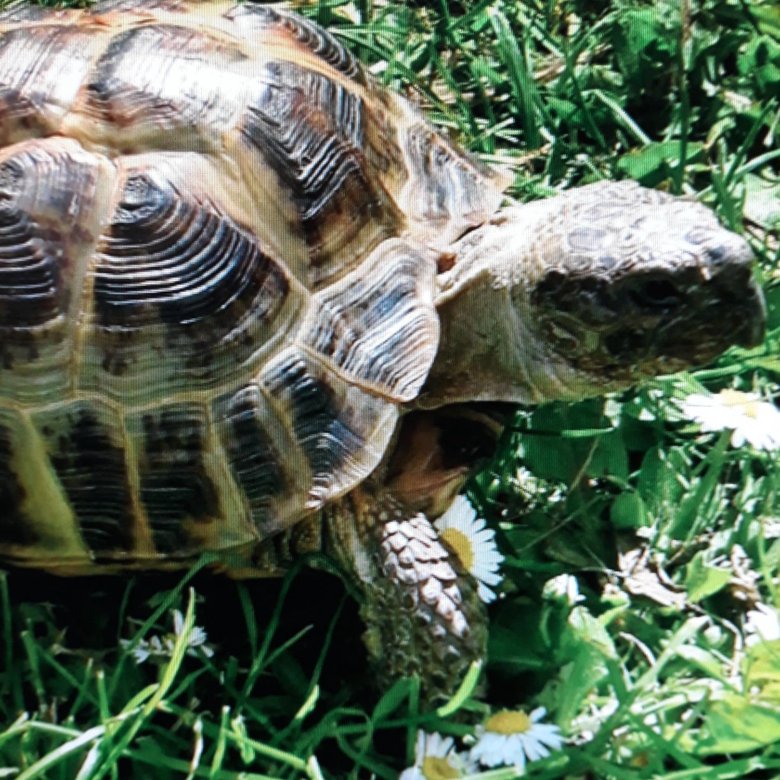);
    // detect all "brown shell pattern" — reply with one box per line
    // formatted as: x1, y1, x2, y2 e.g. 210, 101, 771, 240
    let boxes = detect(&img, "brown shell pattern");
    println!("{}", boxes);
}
0, 0, 505, 570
